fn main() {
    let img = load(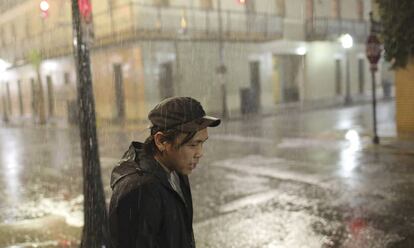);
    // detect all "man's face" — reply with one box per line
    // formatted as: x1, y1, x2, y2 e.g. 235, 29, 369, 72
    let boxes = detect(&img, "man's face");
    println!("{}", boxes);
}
164, 128, 209, 175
